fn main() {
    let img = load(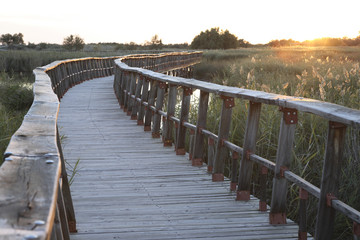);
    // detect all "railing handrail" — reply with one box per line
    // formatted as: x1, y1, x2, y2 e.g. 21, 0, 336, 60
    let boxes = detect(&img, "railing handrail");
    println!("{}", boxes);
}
113, 53, 360, 239
115, 59, 360, 129
0, 52, 201, 239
